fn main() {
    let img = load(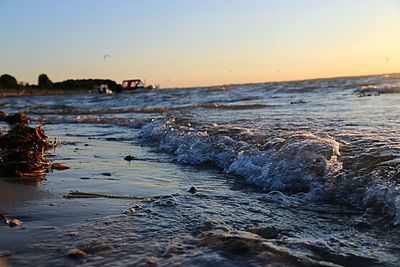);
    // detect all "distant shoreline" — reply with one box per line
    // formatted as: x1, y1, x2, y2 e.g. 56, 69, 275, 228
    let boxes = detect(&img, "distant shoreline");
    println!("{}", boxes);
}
0, 88, 90, 97
1, 72, 399, 97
